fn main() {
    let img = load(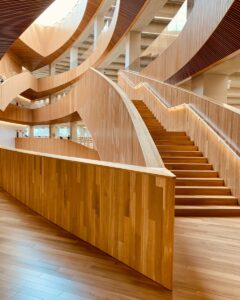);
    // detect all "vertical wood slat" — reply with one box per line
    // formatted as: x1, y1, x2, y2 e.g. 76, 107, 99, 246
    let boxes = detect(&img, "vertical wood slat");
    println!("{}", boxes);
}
0, 147, 175, 290
119, 71, 240, 202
